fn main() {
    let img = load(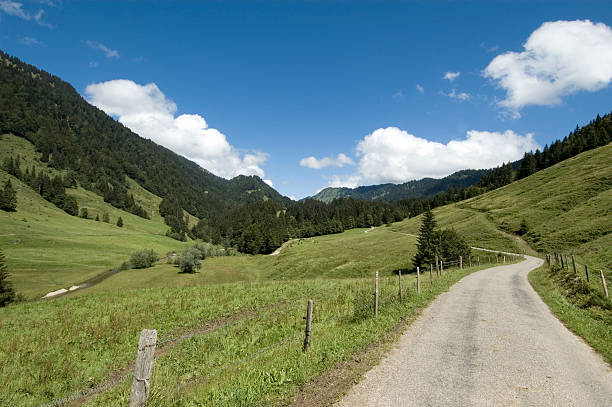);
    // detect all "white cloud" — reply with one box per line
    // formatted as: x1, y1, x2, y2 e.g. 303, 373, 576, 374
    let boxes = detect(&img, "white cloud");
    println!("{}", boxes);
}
324, 127, 538, 188
484, 20, 612, 115
0, 1, 52, 27
443, 71, 460, 82
20, 36, 41, 46
85, 79, 268, 179
85, 40, 119, 59
416, 84, 424, 94
440, 88, 471, 101
263, 179, 274, 187
300, 153, 355, 169
392, 90, 404, 99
